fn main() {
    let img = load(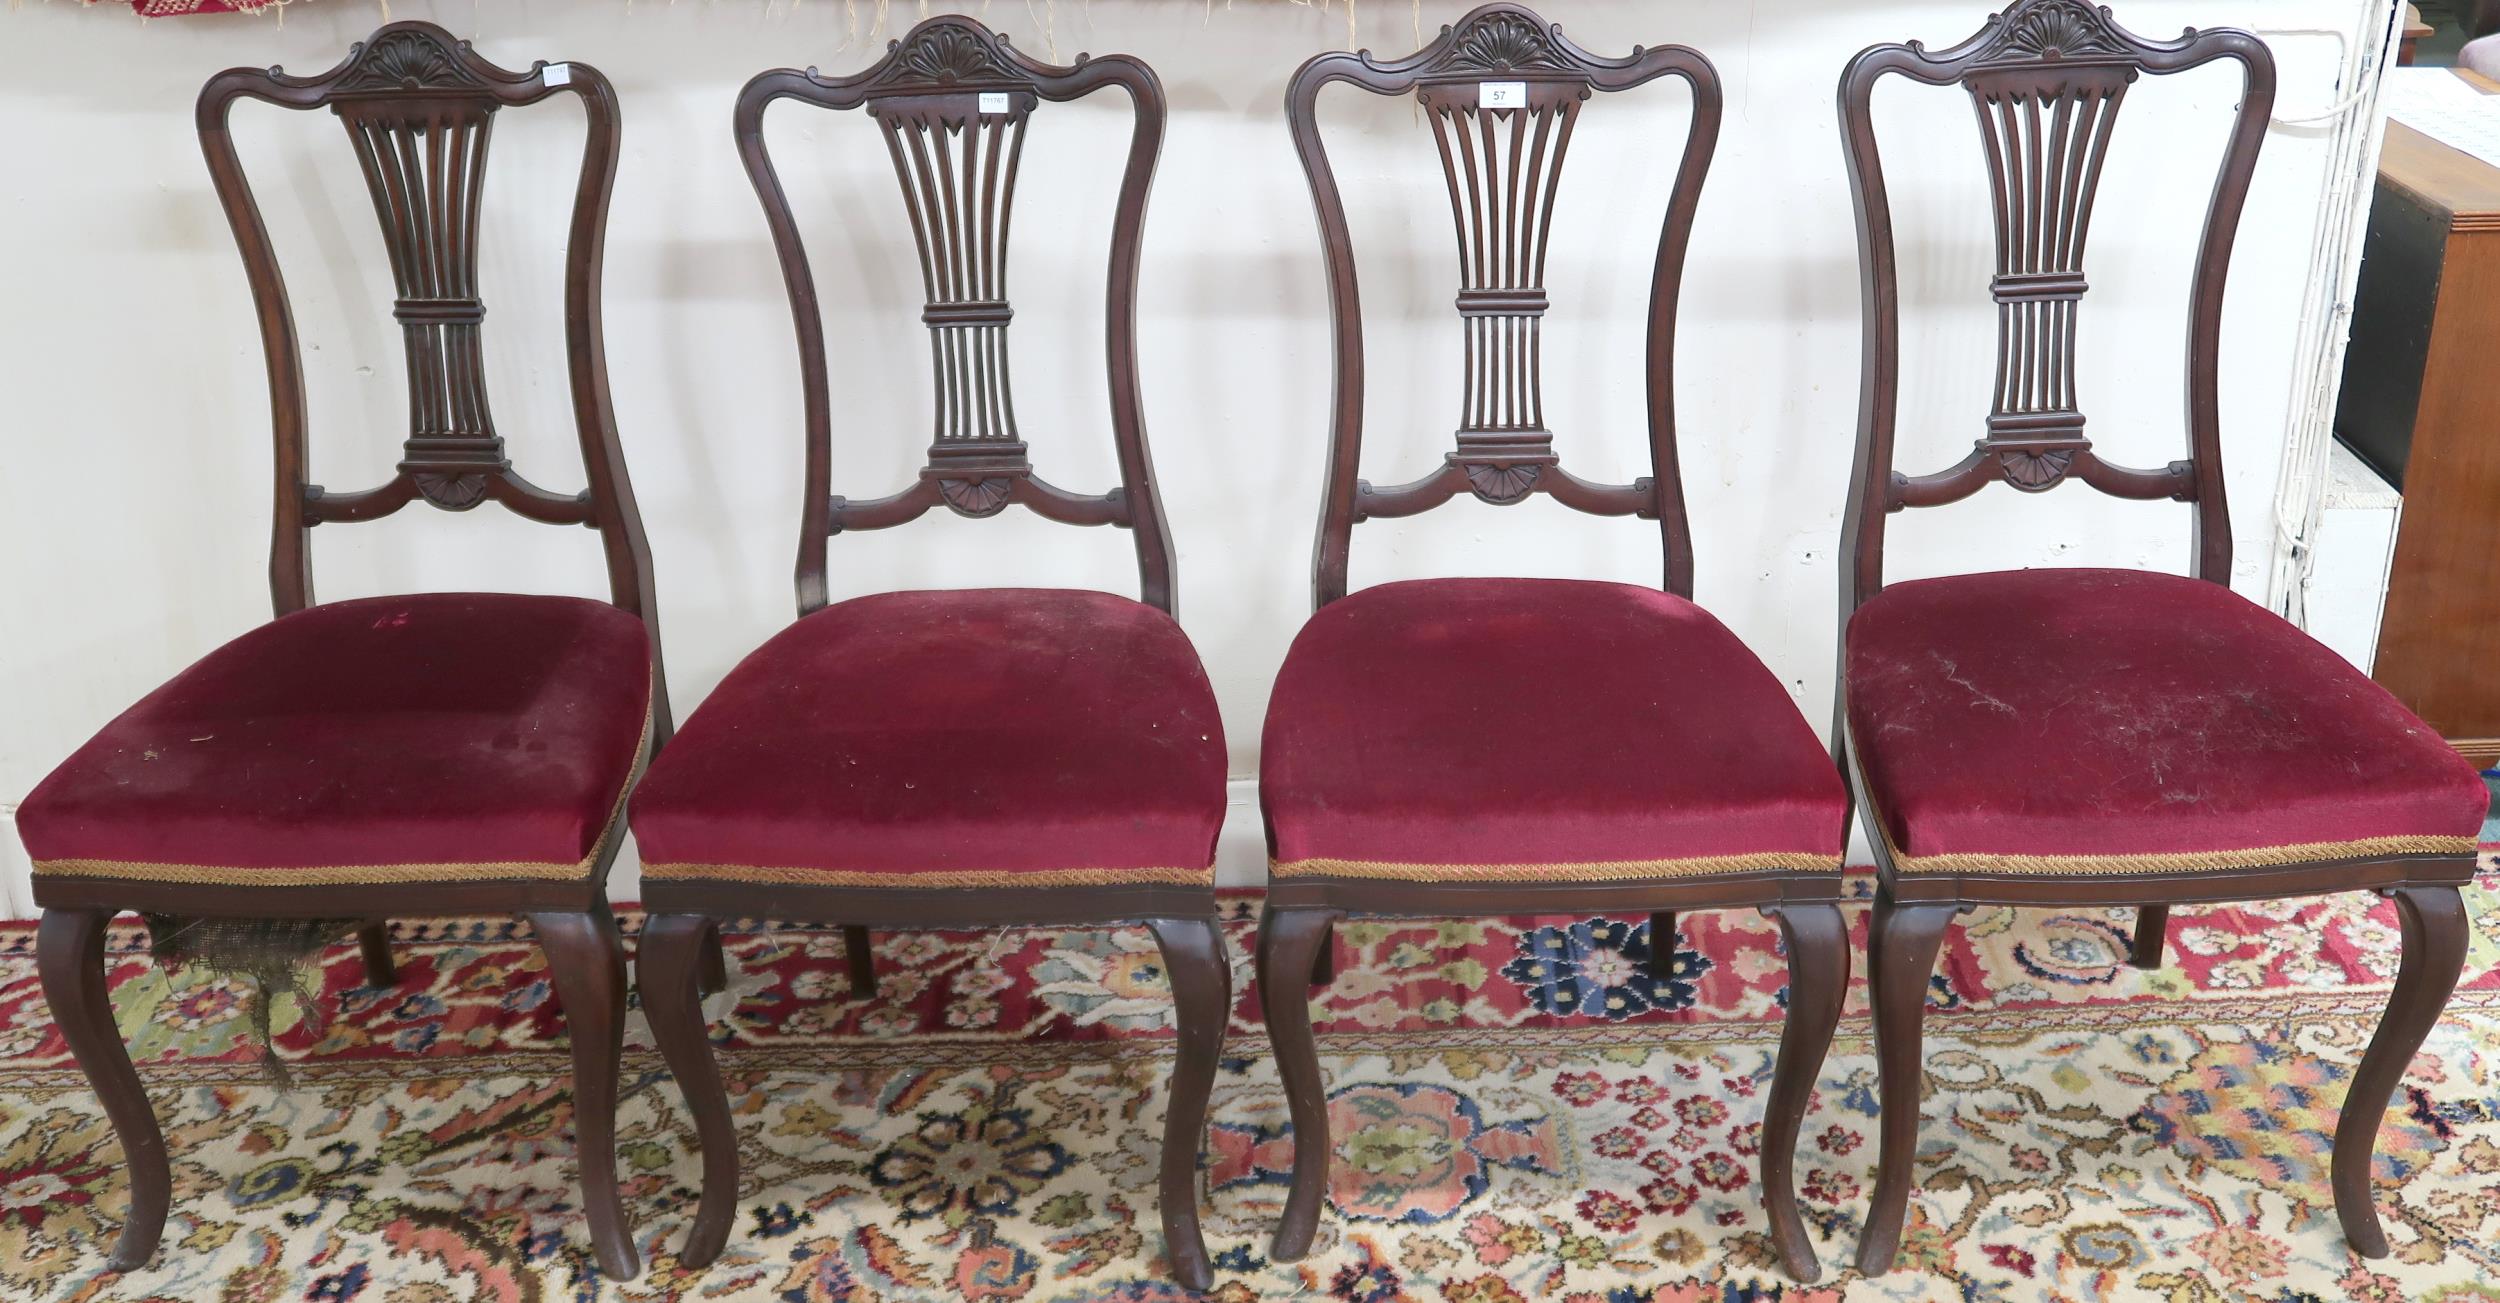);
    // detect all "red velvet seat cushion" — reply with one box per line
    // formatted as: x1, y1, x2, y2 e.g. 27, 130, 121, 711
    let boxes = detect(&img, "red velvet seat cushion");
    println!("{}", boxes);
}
1846, 568, 2486, 874
20, 593, 653, 886
629, 589, 1226, 889
1261, 578, 1848, 882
